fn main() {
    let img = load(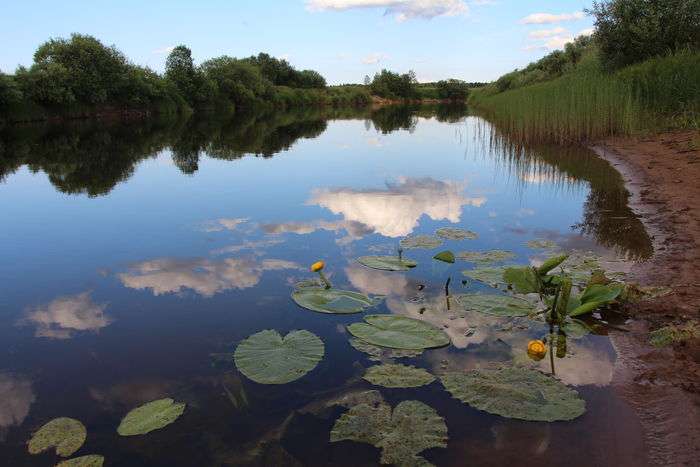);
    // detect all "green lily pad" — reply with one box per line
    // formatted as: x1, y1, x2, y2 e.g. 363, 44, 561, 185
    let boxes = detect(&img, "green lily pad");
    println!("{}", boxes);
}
234, 329, 324, 384
649, 322, 699, 347
463, 267, 509, 288
436, 227, 478, 240
441, 367, 585, 422
363, 363, 435, 388
56, 455, 105, 467
348, 315, 450, 350
357, 256, 417, 271
561, 319, 591, 339
117, 398, 186, 436
503, 266, 539, 294
28, 418, 86, 457
457, 250, 516, 264
350, 338, 424, 361
526, 239, 559, 250
330, 400, 447, 466
400, 235, 443, 249
454, 294, 536, 317
433, 250, 455, 264
292, 283, 379, 314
